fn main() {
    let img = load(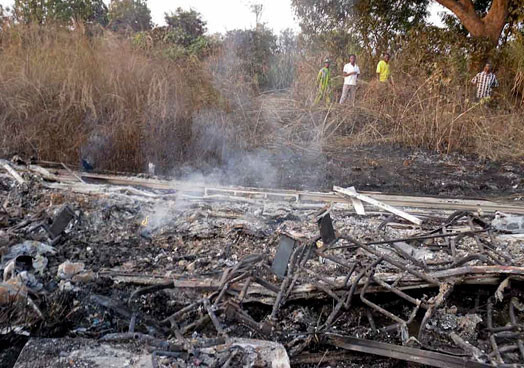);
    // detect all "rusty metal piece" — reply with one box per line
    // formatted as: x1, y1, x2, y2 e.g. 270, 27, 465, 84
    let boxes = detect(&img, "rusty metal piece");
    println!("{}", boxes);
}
310, 280, 343, 303
213, 272, 249, 307
467, 217, 507, 265
180, 314, 210, 335
342, 262, 358, 287
331, 230, 489, 249
509, 297, 524, 360
300, 266, 340, 288
366, 309, 377, 333
418, 282, 454, 341
452, 254, 489, 267
223, 301, 270, 337
161, 299, 204, 326
480, 239, 512, 265
450, 332, 489, 363
238, 276, 252, 304
128, 282, 173, 307
321, 258, 381, 331
285, 243, 313, 297
487, 297, 504, 365
360, 269, 420, 326
371, 275, 428, 309
343, 258, 383, 309
315, 249, 357, 272
204, 299, 227, 337
341, 236, 439, 285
